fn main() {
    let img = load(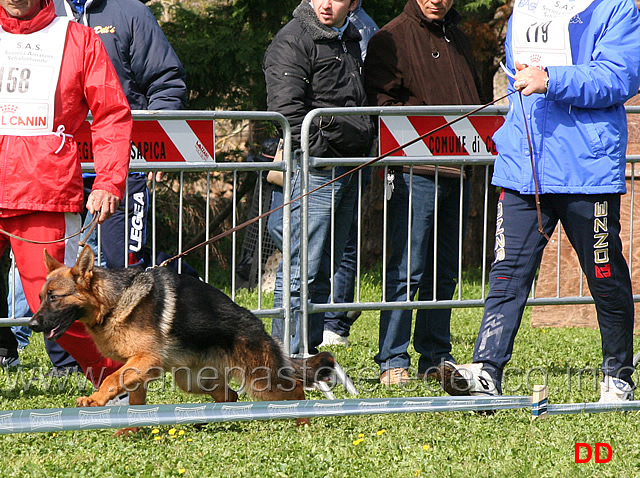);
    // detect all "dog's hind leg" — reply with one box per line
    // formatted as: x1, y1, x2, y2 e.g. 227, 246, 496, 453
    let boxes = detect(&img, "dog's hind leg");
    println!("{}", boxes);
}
174, 367, 238, 403
243, 364, 309, 426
